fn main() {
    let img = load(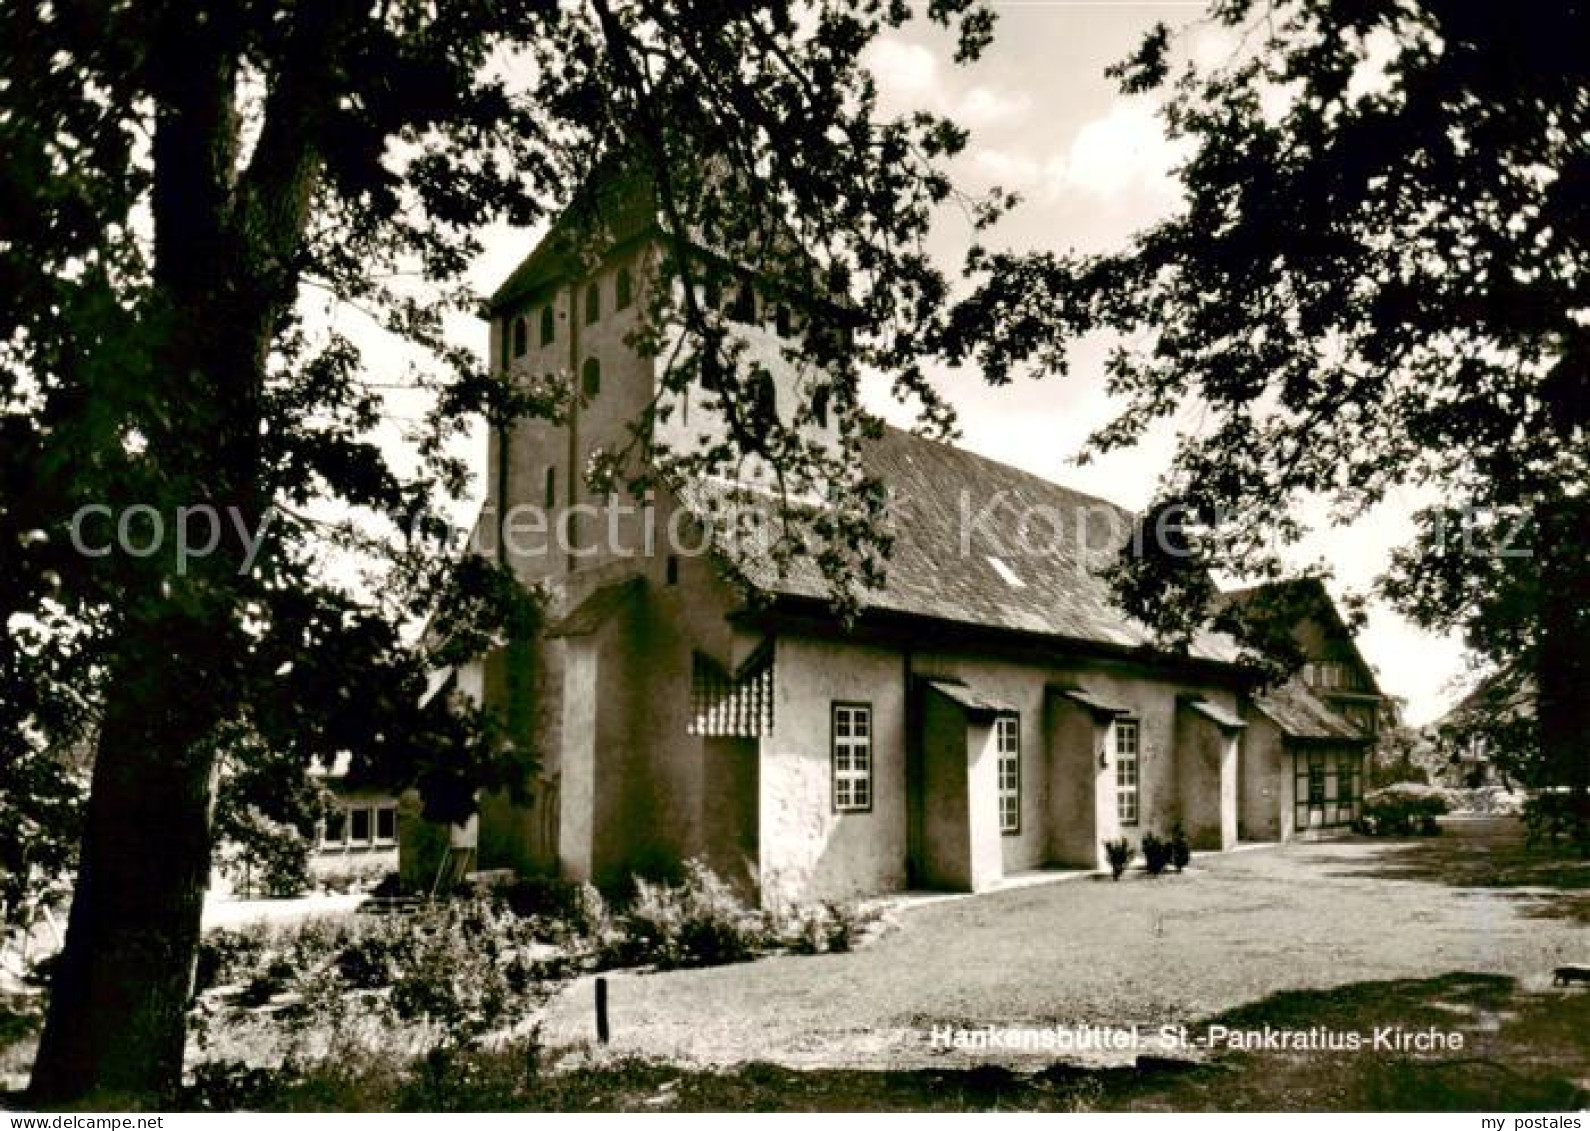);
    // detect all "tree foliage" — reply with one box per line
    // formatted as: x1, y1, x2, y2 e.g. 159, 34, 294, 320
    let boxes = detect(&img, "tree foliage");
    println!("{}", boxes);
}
941, 0, 1589, 791
3, 0, 1000, 1101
